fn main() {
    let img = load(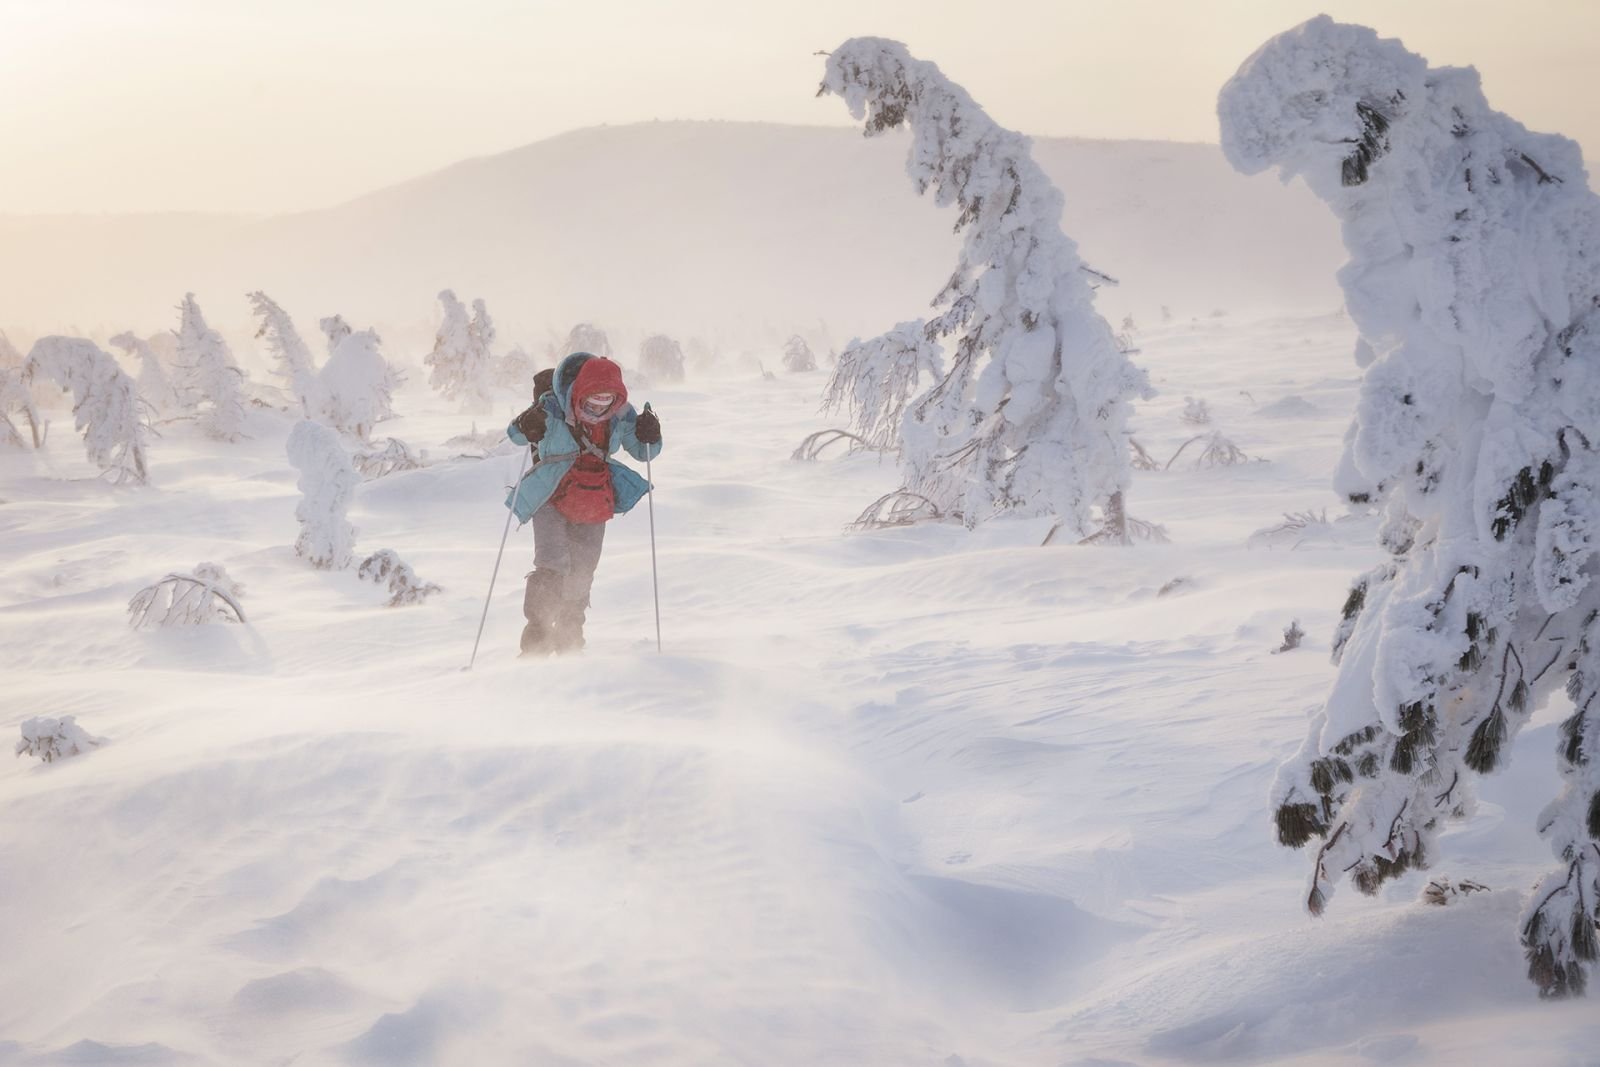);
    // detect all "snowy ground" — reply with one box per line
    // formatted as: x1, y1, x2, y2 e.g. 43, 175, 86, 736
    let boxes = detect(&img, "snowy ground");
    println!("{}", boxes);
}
3, 315, 1596, 1066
